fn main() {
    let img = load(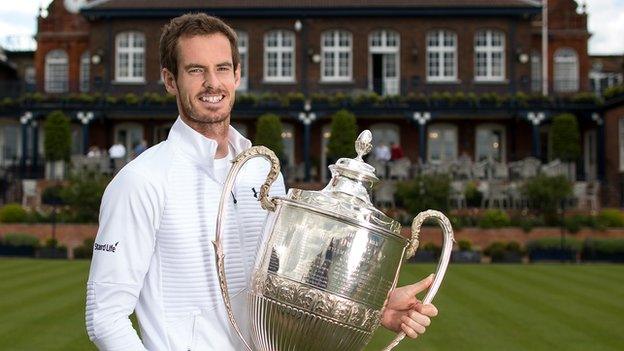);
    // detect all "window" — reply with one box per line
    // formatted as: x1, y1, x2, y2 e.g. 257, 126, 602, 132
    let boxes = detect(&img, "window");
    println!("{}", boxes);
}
370, 123, 400, 147
80, 51, 90, 92
426, 30, 457, 82
0, 123, 20, 165
321, 30, 352, 82
369, 30, 400, 95
236, 31, 248, 91
553, 48, 579, 93
264, 30, 295, 82
115, 32, 145, 82
475, 124, 506, 162
531, 50, 542, 93
71, 125, 84, 155
474, 30, 505, 81
114, 123, 144, 160
44, 50, 68, 93
427, 124, 457, 163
